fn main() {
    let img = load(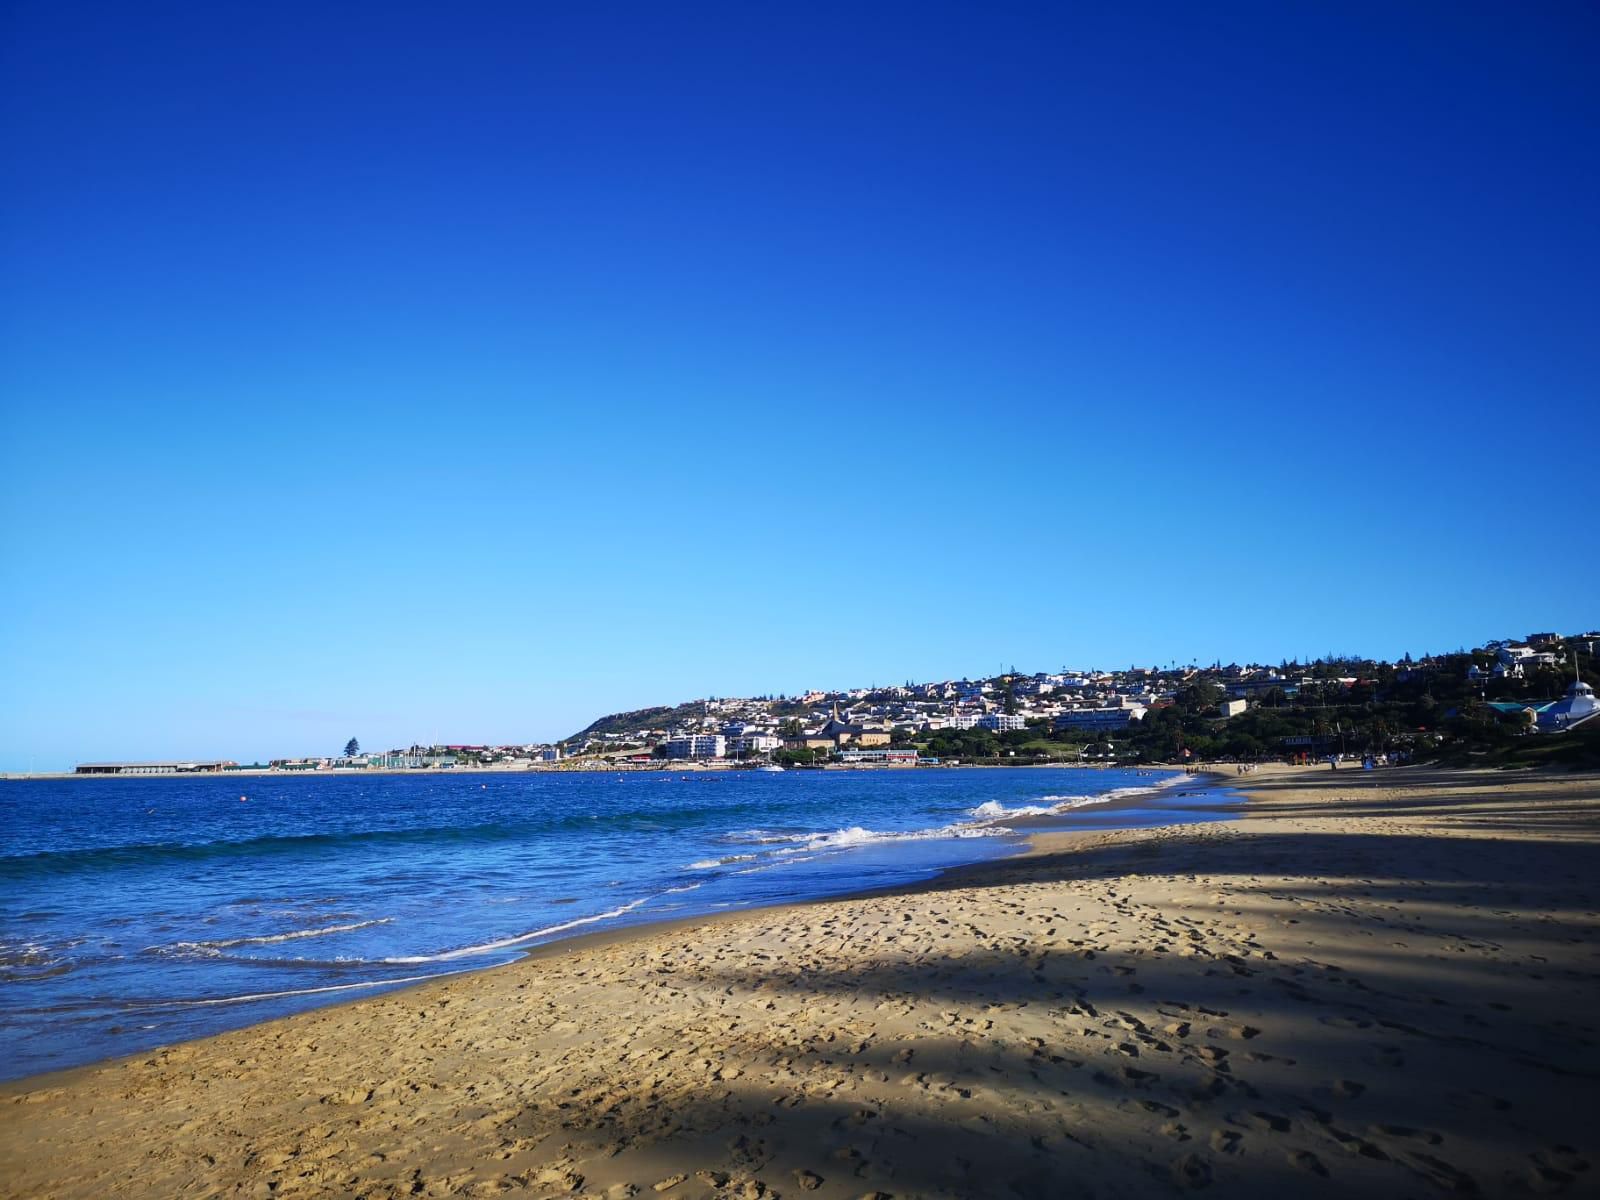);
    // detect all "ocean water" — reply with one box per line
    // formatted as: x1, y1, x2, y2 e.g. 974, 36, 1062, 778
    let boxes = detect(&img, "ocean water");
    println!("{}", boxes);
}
0, 766, 1228, 1081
